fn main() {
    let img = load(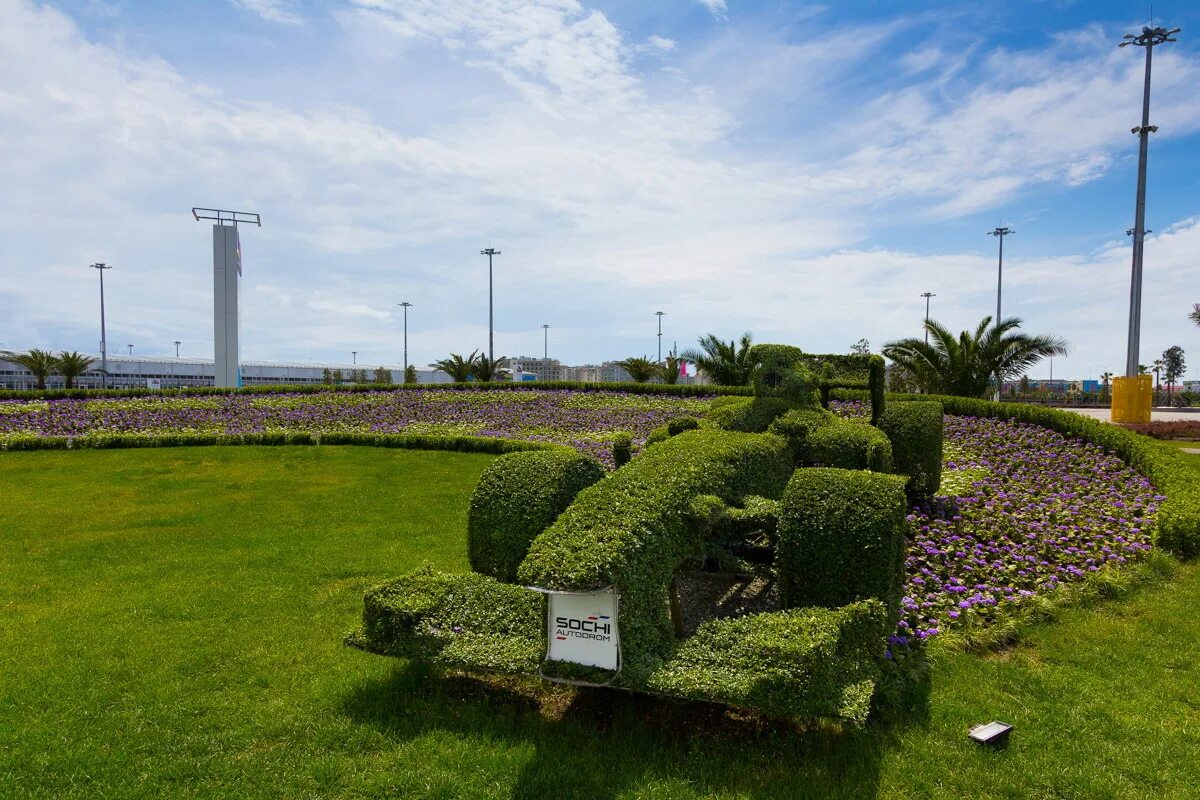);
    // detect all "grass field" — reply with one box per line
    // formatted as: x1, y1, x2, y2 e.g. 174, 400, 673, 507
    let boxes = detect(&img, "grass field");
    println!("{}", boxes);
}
2, 447, 1198, 799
